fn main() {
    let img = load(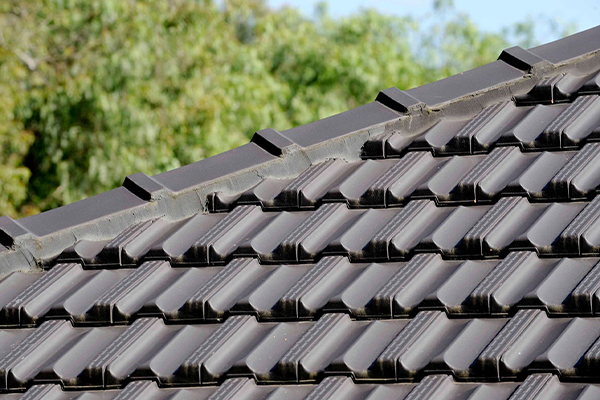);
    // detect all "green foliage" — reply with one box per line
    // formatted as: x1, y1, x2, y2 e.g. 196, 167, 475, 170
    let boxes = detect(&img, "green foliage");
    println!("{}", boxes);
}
0, 0, 572, 217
